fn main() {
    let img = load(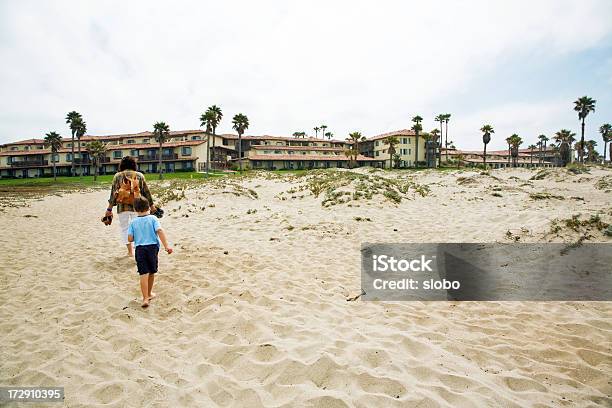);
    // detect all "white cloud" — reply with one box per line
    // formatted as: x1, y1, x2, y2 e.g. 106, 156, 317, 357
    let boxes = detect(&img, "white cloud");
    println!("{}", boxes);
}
0, 0, 610, 146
